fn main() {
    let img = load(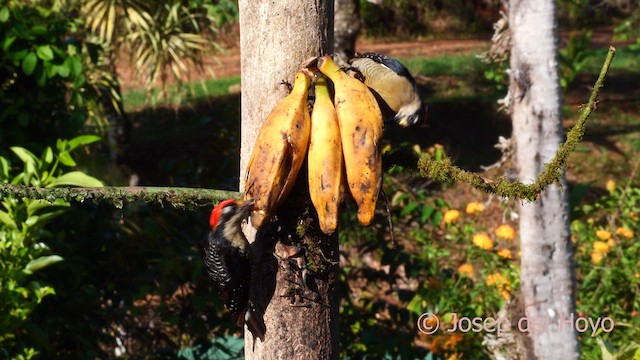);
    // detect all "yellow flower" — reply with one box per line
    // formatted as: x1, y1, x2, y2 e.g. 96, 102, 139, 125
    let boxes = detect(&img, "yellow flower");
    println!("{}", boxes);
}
615, 227, 634, 239
486, 273, 511, 300
495, 224, 516, 240
457, 263, 474, 276
605, 179, 616, 193
444, 210, 460, 224
593, 241, 610, 254
465, 201, 485, 215
591, 251, 604, 264
635, 273, 640, 279
596, 229, 611, 240
486, 273, 508, 286
497, 249, 513, 259
607, 238, 616, 248
473, 233, 494, 250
